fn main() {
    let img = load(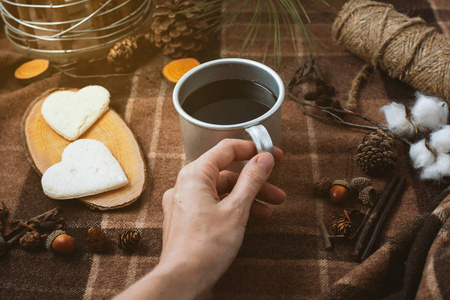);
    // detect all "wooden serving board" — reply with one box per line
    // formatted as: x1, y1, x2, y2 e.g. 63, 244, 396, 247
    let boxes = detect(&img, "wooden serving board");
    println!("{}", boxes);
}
21, 88, 147, 210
